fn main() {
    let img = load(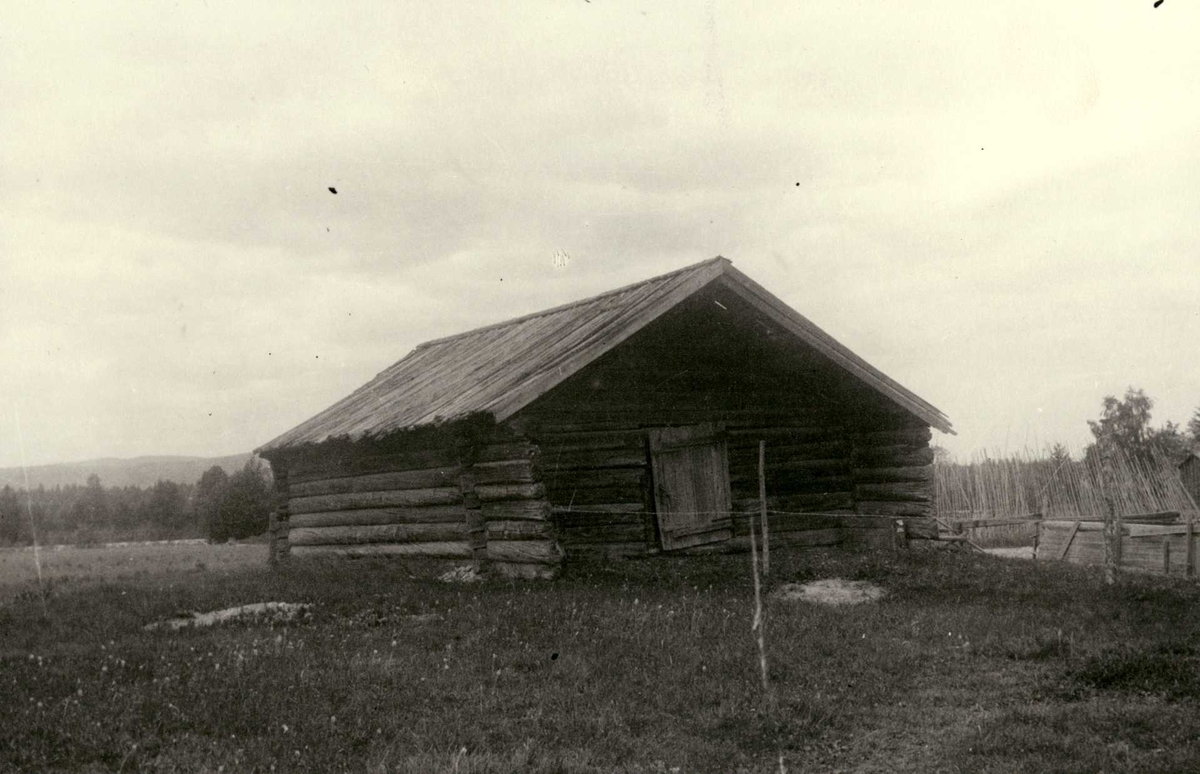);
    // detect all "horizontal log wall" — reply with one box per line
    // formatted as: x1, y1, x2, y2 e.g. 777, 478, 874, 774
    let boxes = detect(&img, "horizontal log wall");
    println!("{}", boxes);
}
851, 426, 935, 520
277, 437, 561, 570
538, 429, 655, 559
